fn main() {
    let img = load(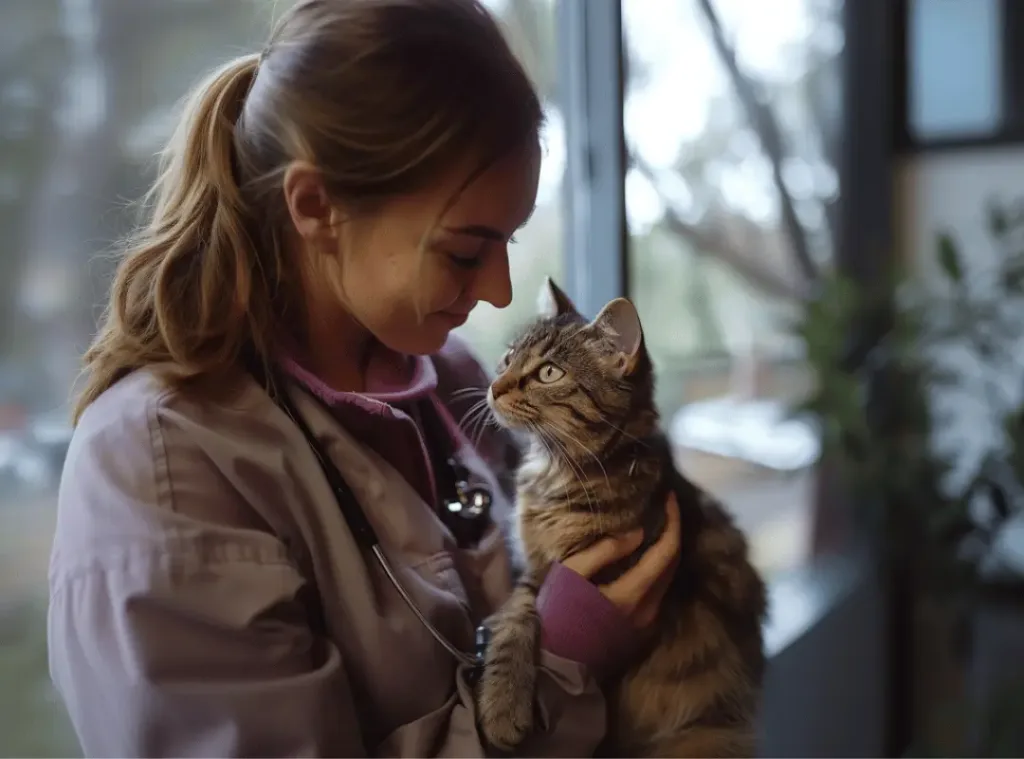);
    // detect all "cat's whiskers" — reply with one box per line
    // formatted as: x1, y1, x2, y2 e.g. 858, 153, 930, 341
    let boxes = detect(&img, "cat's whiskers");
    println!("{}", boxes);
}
554, 435, 605, 532
471, 405, 497, 449
457, 398, 488, 429
547, 418, 611, 490
450, 386, 487, 400
529, 425, 573, 510
569, 431, 610, 489
594, 409, 648, 447
538, 426, 598, 521
458, 399, 493, 449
